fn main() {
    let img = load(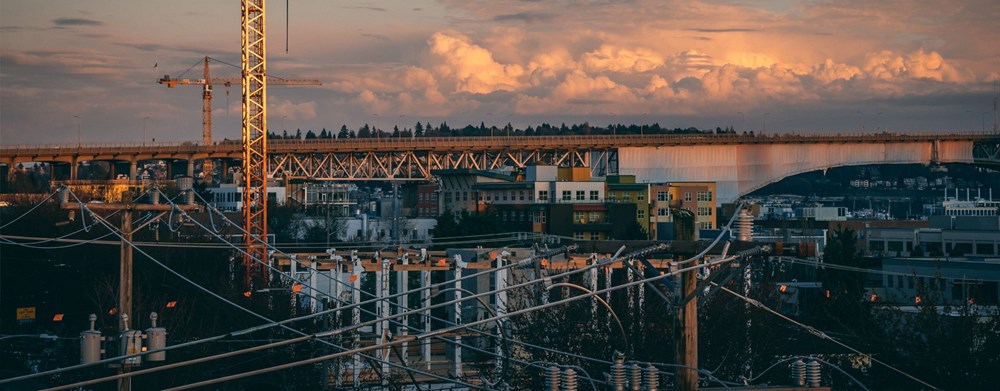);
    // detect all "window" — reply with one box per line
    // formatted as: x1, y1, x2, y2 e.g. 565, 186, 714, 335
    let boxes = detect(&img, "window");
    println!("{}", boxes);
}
576, 190, 585, 201
502, 211, 508, 221
502, 192, 508, 201
697, 191, 713, 201
574, 231, 585, 240
589, 212, 600, 222
607, 192, 616, 201
657, 191, 669, 201
562, 191, 572, 201
462, 191, 468, 201
519, 191, 525, 201
697, 207, 712, 216
637, 209, 646, 219
528, 193, 534, 201
590, 190, 599, 201
658, 208, 670, 216
539, 191, 549, 202
444, 192, 452, 203
637, 192, 645, 201
699, 221, 713, 229
574, 211, 586, 223
540, 211, 547, 223
623, 192, 631, 201
684, 192, 692, 202
589, 231, 600, 240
